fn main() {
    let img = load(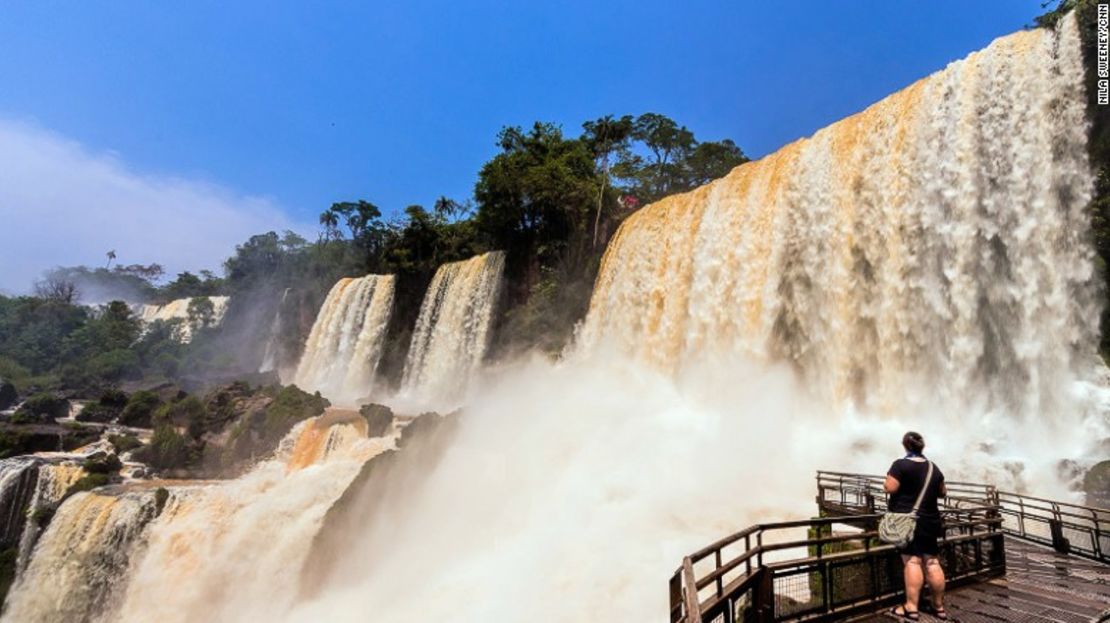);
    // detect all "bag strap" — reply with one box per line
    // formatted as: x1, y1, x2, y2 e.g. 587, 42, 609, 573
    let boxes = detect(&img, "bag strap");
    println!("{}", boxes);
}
911, 461, 935, 514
